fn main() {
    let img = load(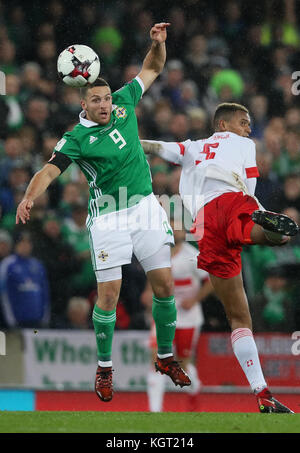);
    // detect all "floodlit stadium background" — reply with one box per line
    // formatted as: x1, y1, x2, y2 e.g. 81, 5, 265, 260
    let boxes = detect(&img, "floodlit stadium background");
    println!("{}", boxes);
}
0, 0, 300, 412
